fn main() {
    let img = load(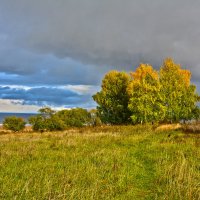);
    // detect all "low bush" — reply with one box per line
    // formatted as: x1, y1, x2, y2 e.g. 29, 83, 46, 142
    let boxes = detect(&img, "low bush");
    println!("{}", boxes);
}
3, 116, 26, 132
29, 115, 66, 132
56, 108, 91, 127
